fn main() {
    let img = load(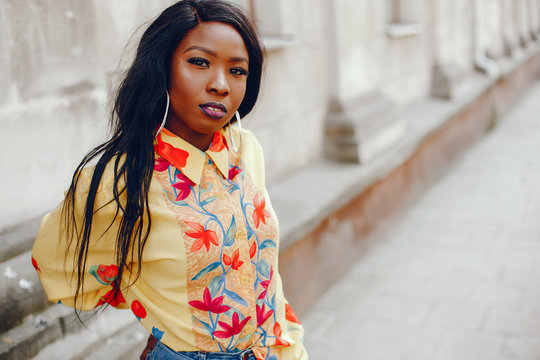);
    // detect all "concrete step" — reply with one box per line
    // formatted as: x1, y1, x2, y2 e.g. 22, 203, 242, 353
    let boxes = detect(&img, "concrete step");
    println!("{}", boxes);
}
0, 302, 137, 360
1, 304, 76, 360
0, 218, 40, 263
29, 308, 138, 360
80, 321, 147, 360
0, 250, 49, 333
